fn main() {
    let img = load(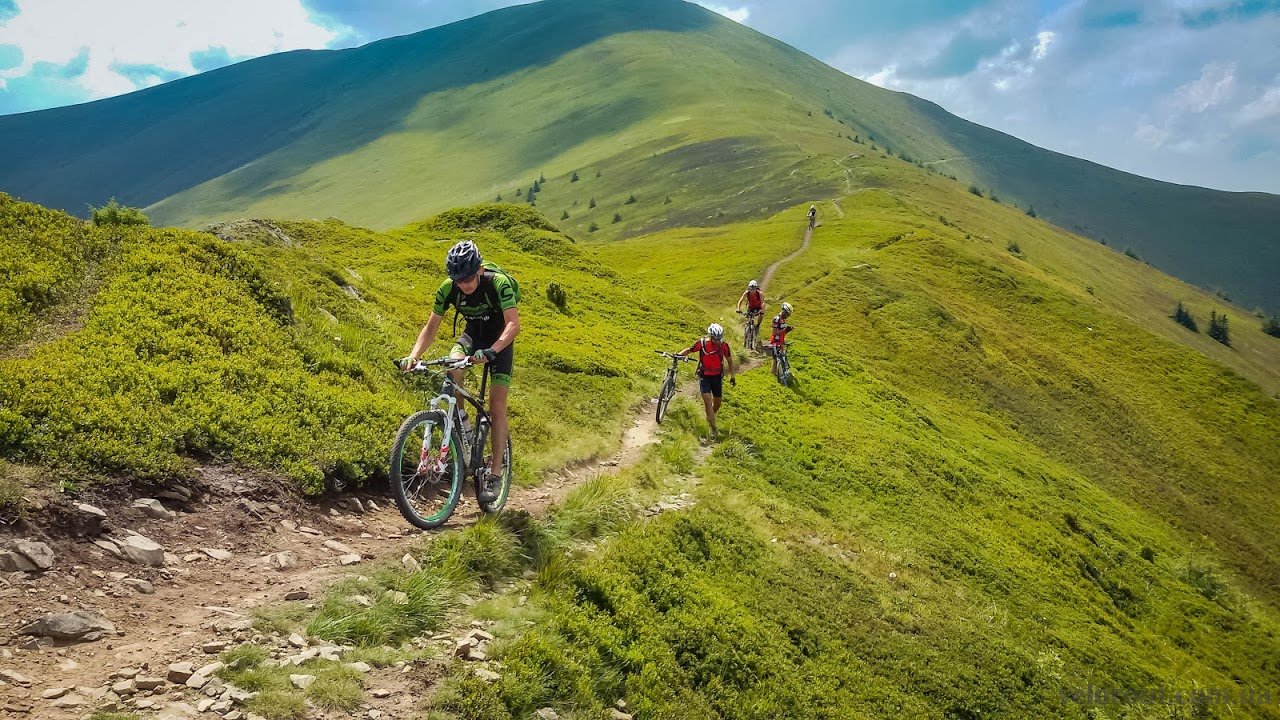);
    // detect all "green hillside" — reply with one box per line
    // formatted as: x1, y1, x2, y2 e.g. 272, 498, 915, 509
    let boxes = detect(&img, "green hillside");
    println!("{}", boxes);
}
434, 210, 1280, 719
0, 194, 705, 492
2, 177, 1278, 716
0, 0, 1276, 311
